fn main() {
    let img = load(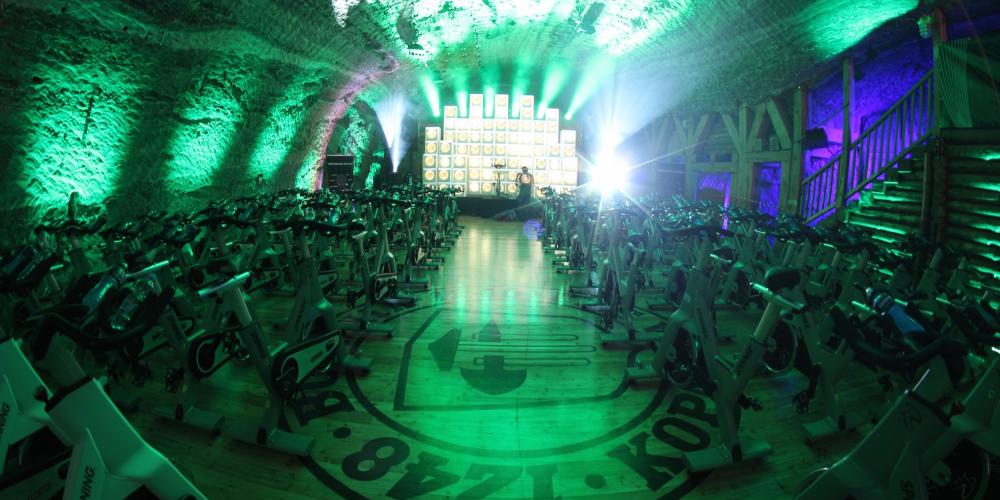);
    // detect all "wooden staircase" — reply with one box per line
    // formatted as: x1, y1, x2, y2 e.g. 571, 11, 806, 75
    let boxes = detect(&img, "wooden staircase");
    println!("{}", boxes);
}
841, 157, 925, 246
938, 128, 1000, 286
796, 66, 999, 296
838, 128, 1000, 296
